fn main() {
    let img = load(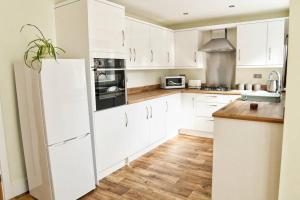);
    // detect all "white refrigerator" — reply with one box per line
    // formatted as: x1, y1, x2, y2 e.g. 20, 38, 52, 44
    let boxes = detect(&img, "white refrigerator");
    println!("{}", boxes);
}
15, 59, 96, 200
